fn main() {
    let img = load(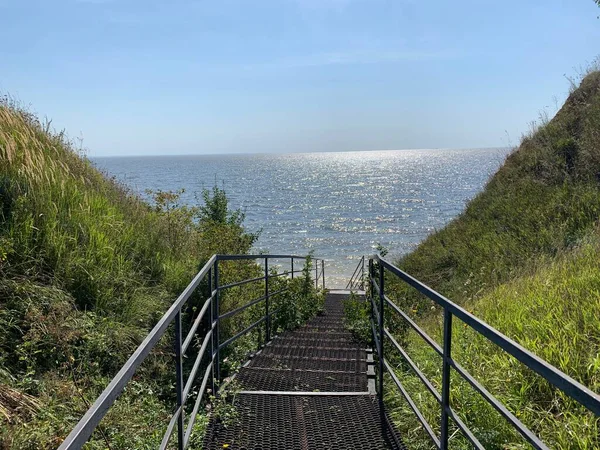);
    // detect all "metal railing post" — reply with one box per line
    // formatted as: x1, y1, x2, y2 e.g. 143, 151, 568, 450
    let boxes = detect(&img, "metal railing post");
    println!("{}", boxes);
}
322, 260, 325, 290
291, 257, 294, 279
378, 261, 385, 417
369, 258, 374, 340
208, 266, 215, 395
440, 309, 453, 450
315, 260, 318, 289
361, 256, 365, 289
214, 260, 221, 386
174, 310, 184, 450
265, 257, 270, 343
